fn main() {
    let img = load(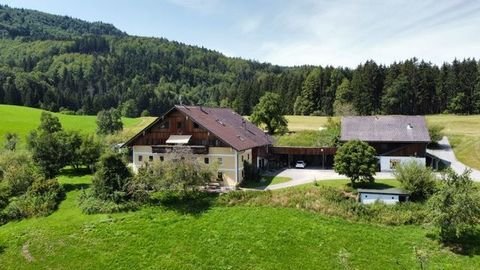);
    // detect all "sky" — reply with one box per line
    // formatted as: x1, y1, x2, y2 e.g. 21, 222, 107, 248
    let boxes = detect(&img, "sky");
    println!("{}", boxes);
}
3, 0, 480, 67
